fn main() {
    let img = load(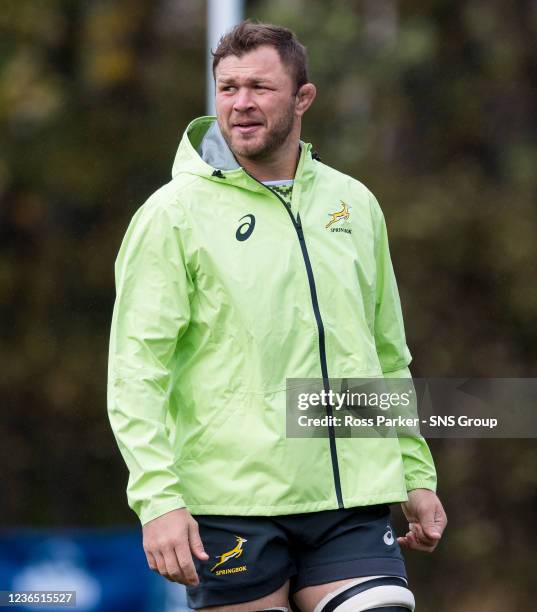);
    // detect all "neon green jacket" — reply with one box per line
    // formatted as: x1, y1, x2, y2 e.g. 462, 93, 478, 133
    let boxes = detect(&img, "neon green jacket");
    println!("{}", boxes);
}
107, 116, 437, 526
